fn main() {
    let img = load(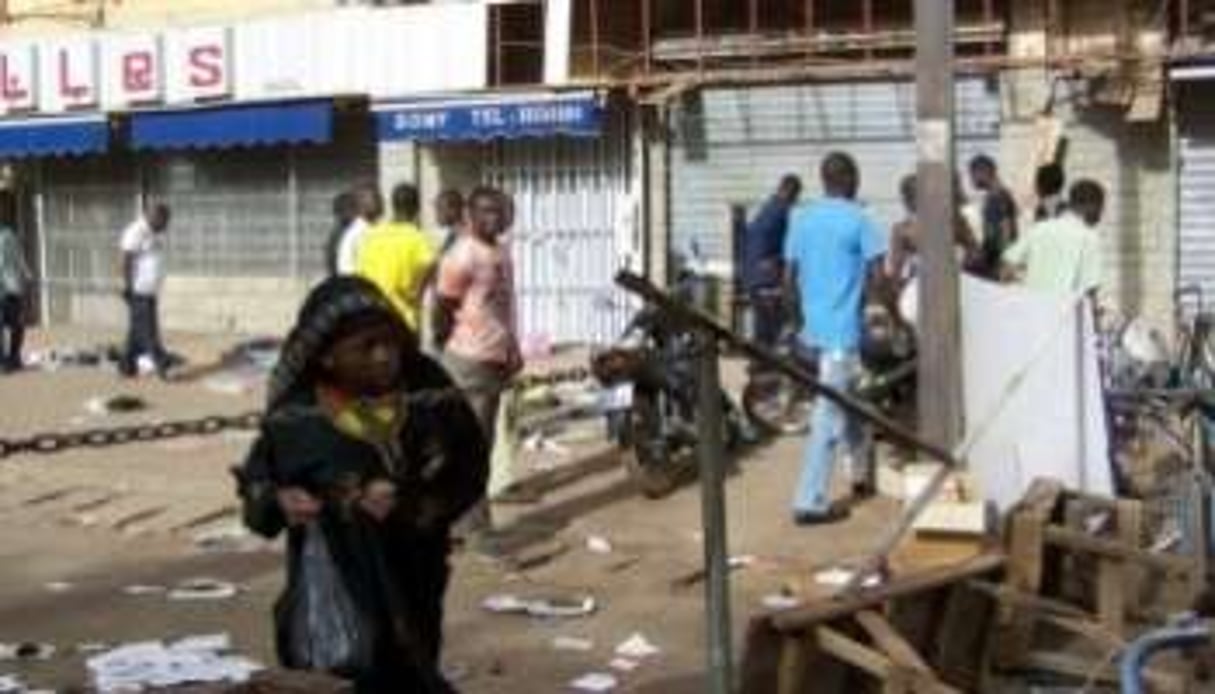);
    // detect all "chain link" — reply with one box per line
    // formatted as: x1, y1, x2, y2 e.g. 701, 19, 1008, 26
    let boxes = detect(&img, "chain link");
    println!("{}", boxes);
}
0, 366, 593, 461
